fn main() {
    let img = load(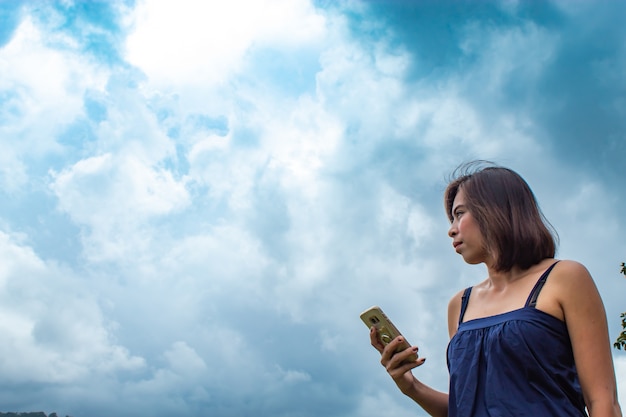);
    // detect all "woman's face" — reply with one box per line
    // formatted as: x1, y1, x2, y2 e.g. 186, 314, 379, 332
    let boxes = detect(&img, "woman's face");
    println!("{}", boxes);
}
448, 187, 488, 265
